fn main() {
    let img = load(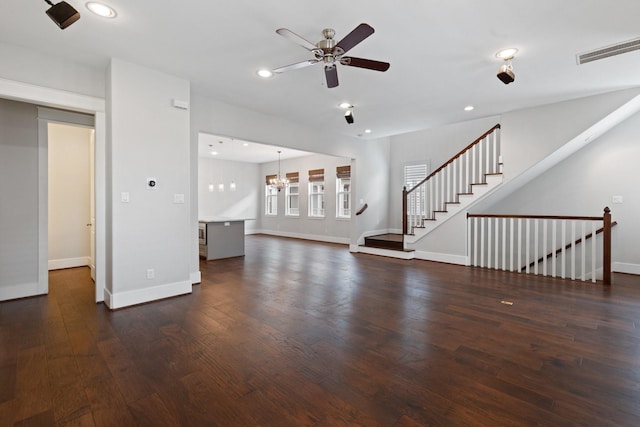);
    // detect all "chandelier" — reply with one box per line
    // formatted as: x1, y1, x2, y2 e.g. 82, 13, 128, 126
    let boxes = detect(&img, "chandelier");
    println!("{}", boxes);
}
270, 150, 289, 191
